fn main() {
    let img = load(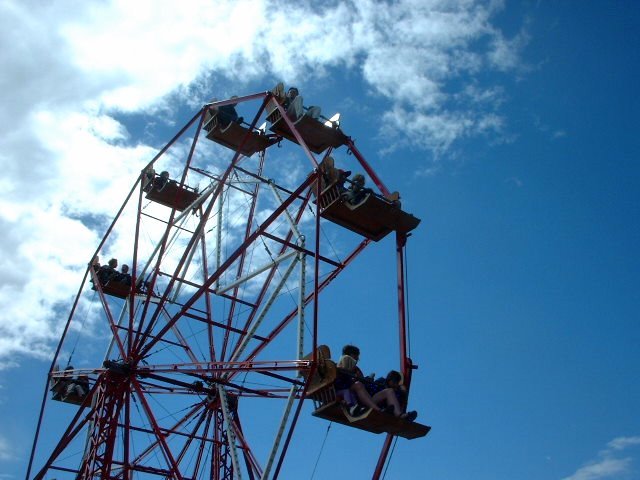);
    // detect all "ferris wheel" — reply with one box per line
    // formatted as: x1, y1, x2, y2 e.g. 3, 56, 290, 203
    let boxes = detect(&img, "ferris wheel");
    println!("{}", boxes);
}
26, 89, 430, 480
